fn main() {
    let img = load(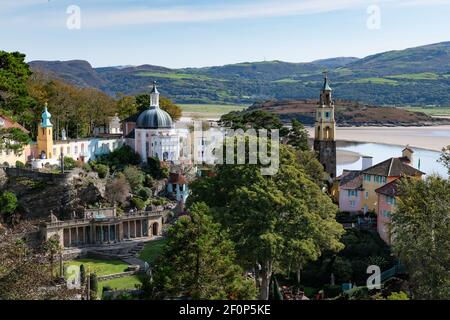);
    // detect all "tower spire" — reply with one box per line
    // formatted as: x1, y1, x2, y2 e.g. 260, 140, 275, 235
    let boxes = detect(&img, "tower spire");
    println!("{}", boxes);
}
150, 81, 160, 108
323, 70, 332, 91
314, 73, 337, 180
